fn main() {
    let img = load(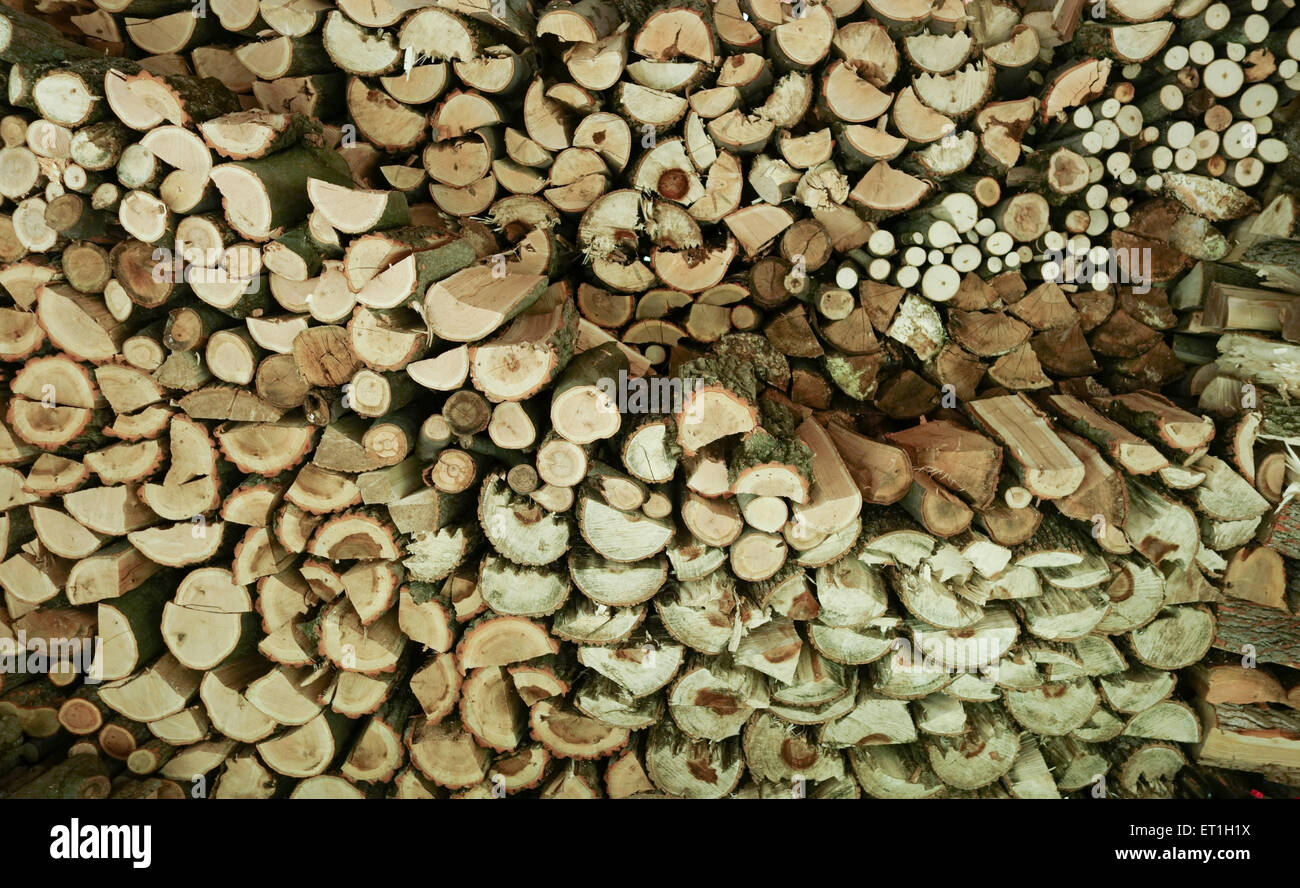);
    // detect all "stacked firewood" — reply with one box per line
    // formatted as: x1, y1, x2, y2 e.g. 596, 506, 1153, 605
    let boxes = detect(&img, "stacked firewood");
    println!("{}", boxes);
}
2, 0, 1299, 800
